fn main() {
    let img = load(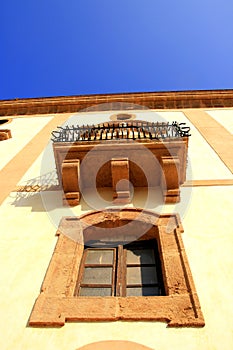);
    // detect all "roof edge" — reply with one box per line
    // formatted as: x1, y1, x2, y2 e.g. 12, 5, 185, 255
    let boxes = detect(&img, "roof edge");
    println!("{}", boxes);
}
1, 89, 233, 116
